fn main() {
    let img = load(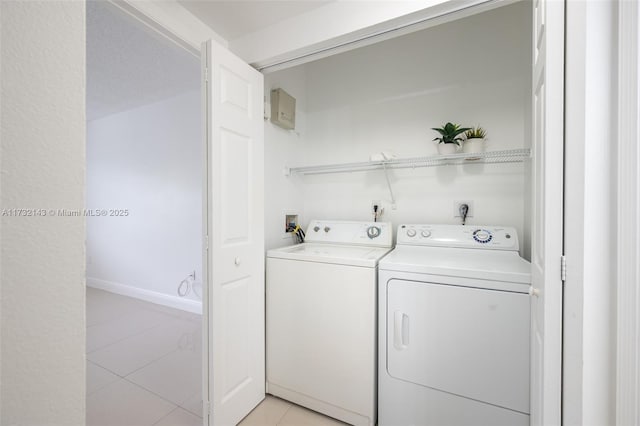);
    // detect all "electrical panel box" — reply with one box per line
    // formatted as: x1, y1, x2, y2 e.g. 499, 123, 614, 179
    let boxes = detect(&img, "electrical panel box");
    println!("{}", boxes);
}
270, 88, 296, 130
